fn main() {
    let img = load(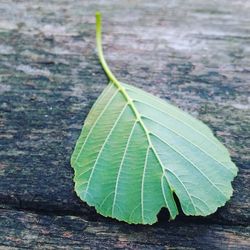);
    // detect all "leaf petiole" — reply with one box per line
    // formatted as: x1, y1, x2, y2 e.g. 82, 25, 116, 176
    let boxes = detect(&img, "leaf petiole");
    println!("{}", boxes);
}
96, 12, 120, 89
95, 12, 153, 146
